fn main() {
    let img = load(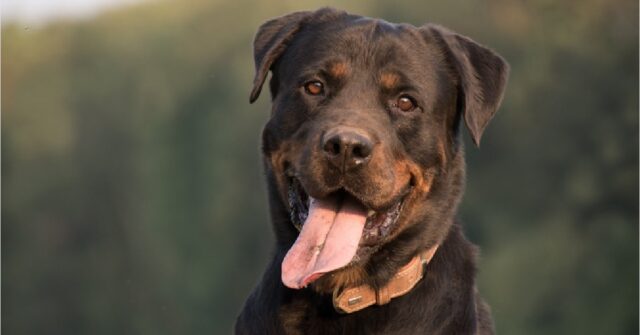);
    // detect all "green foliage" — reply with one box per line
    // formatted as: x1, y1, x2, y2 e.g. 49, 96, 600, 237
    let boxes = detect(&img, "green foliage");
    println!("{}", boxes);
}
3, 0, 637, 334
